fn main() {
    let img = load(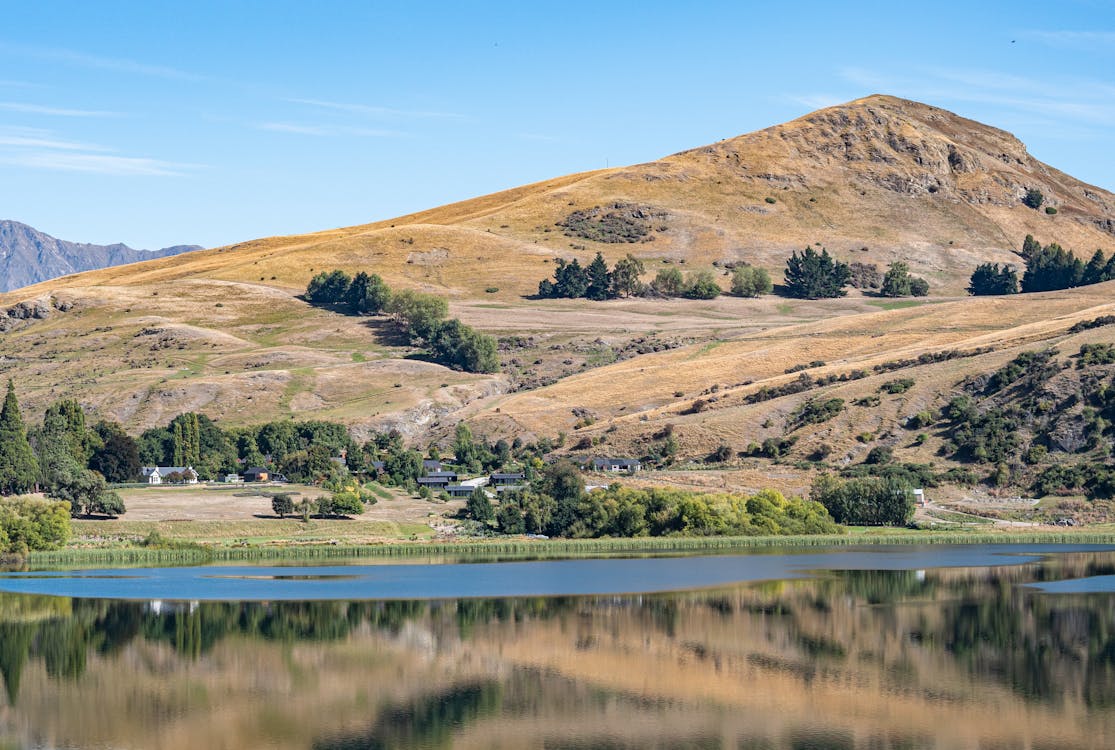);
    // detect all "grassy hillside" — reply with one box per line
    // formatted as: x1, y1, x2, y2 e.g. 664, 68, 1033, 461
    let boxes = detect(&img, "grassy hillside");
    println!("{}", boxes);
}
1, 94, 1113, 466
